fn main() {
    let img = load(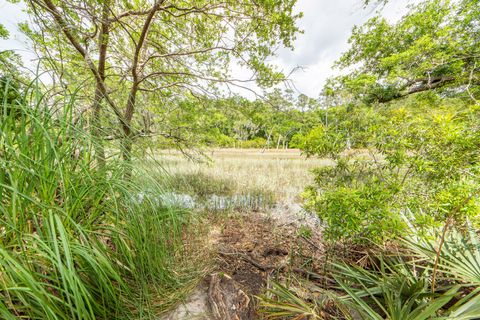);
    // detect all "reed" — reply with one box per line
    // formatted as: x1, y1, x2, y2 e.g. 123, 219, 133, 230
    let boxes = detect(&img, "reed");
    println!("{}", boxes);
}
0, 80, 201, 319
